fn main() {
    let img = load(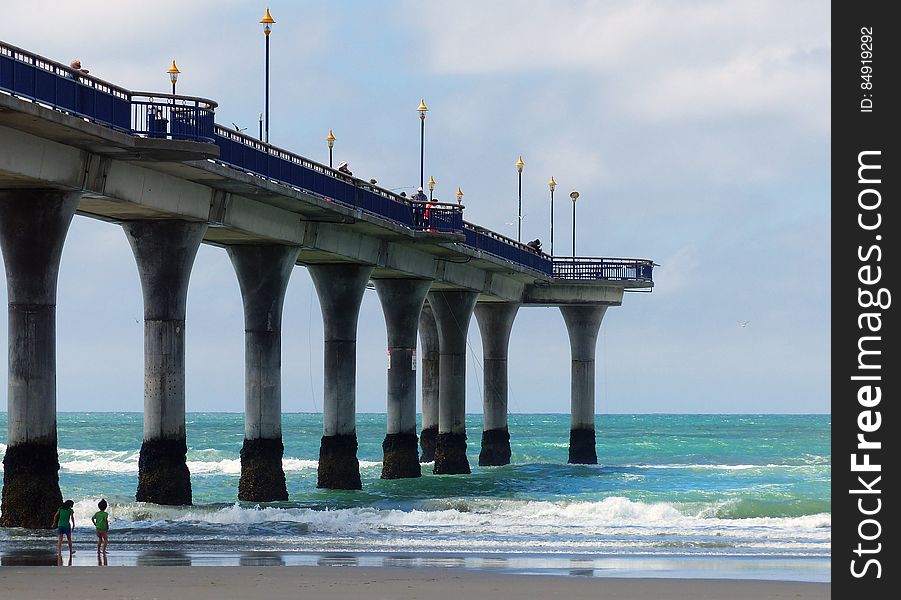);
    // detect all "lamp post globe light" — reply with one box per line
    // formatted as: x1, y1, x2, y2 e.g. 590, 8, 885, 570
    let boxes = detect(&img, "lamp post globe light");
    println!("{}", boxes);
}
417, 99, 428, 189
326, 129, 336, 168
260, 7, 276, 143
456, 186, 464, 205
548, 177, 557, 256
570, 190, 580, 257
428, 176, 436, 202
515, 156, 524, 242
167, 60, 180, 96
